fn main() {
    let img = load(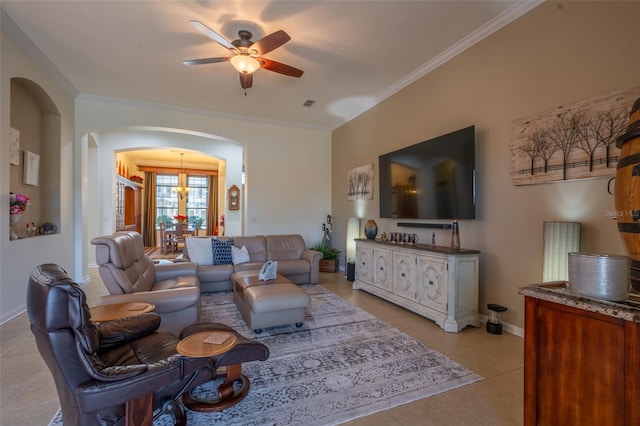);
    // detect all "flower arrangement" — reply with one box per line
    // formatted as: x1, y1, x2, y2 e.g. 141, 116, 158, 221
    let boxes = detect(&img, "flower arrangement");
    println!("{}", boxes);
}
174, 214, 187, 223
10, 192, 30, 215
129, 175, 144, 184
